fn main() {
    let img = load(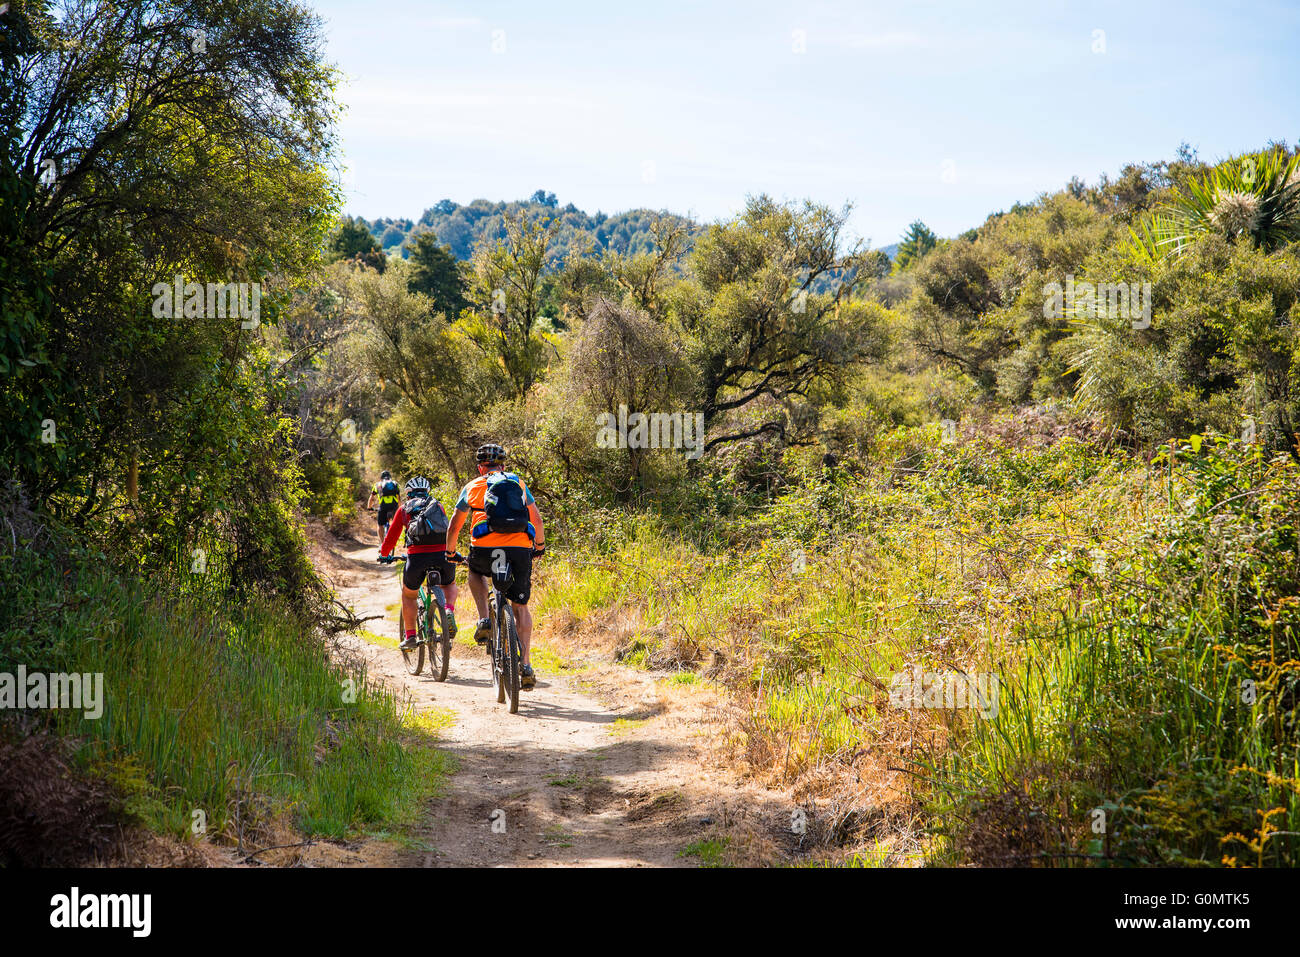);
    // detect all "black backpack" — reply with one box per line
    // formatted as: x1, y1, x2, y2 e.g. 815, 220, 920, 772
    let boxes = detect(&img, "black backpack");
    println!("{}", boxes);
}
381, 479, 399, 497
403, 495, 449, 546
483, 472, 530, 534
